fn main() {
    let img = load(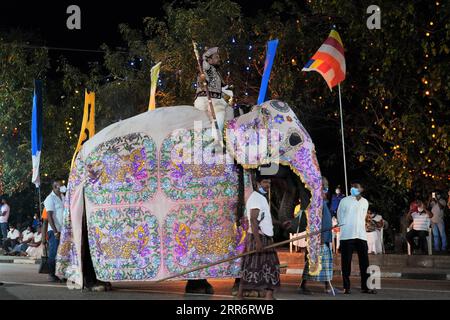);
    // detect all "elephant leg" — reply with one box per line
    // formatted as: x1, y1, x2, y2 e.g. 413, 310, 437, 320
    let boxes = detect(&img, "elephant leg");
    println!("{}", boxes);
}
185, 279, 214, 294
81, 206, 112, 292
231, 278, 240, 296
